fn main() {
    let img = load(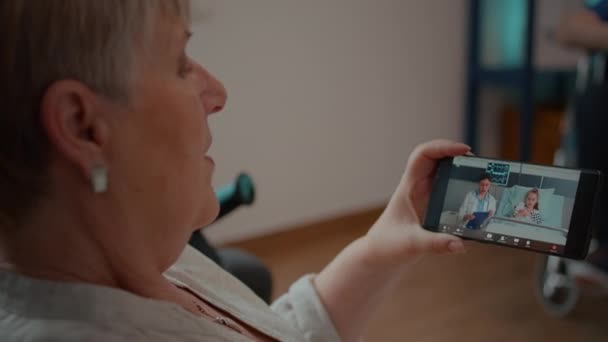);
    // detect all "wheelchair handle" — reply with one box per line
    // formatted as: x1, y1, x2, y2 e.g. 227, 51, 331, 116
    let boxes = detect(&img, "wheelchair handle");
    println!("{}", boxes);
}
215, 173, 256, 221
